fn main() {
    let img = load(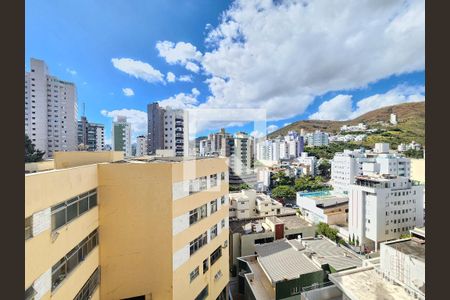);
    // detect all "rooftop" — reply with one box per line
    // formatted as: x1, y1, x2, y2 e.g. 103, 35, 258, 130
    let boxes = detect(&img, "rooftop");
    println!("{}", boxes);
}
255, 239, 321, 283
383, 239, 425, 262
229, 215, 311, 235
329, 267, 416, 300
